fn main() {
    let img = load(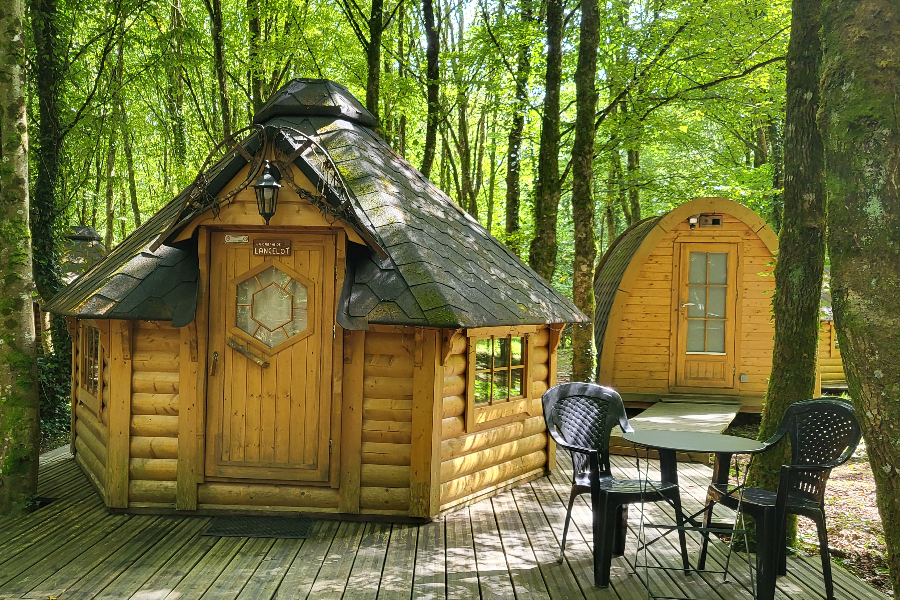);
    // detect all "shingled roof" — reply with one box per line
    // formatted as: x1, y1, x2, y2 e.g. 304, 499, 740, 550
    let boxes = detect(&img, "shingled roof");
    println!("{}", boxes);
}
592, 216, 661, 372
47, 79, 586, 329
